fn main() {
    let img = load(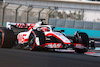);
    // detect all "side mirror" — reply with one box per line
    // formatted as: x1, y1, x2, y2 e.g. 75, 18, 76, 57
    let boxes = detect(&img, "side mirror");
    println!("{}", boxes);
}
61, 30, 64, 32
52, 27, 55, 30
